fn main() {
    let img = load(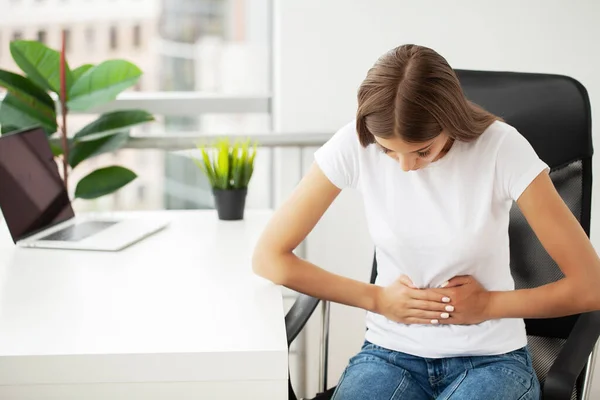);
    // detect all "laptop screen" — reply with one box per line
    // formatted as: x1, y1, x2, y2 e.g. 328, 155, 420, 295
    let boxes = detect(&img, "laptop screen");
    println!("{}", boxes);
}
0, 127, 74, 243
